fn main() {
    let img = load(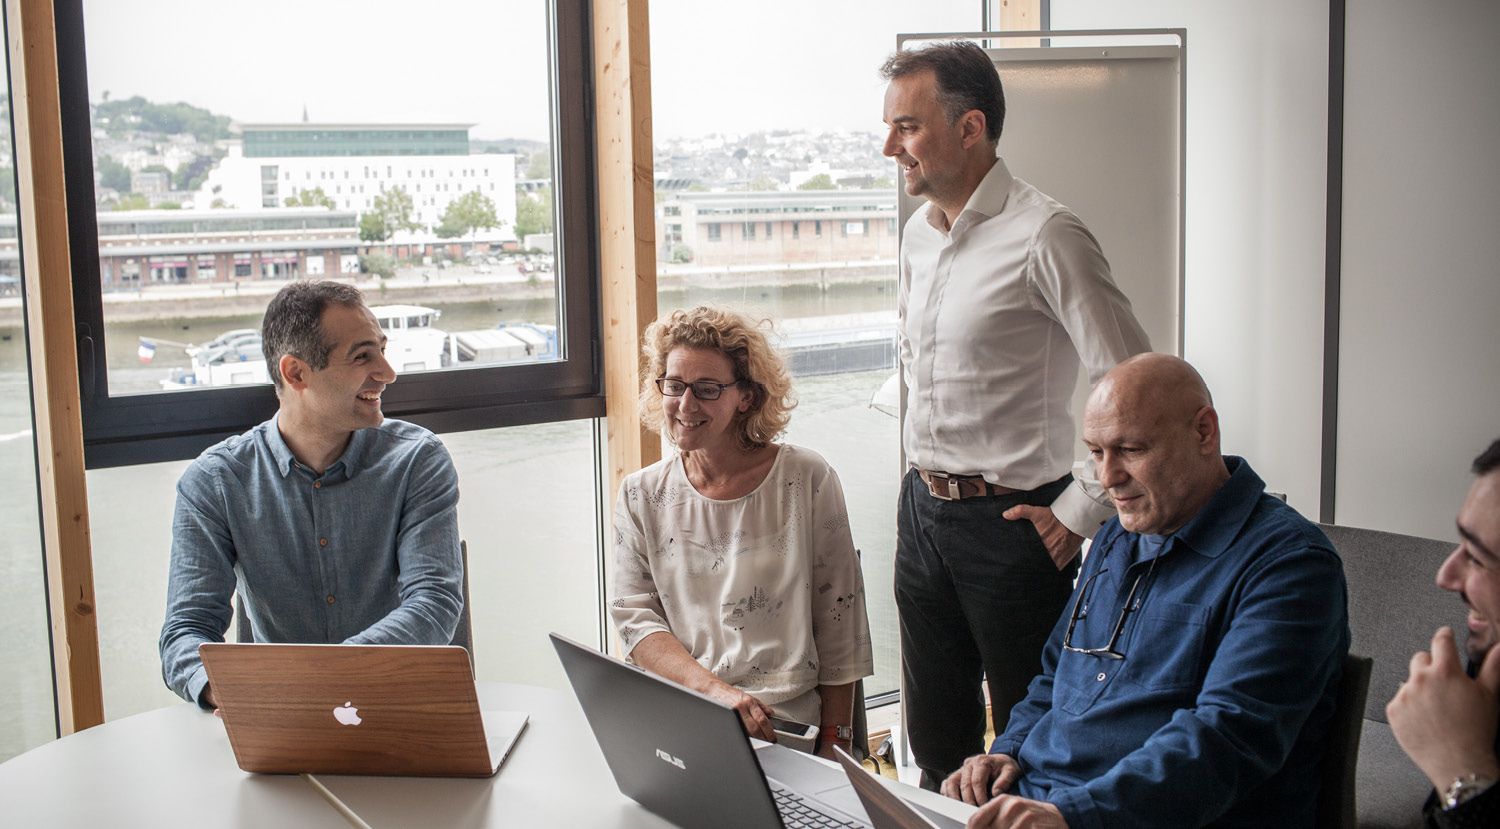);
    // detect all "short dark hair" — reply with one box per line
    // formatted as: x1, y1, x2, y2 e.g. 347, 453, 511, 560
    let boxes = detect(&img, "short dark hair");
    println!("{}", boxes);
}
262, 280, 366, 393
880, 40, 1005, 145
1474, 439, 1500, 477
